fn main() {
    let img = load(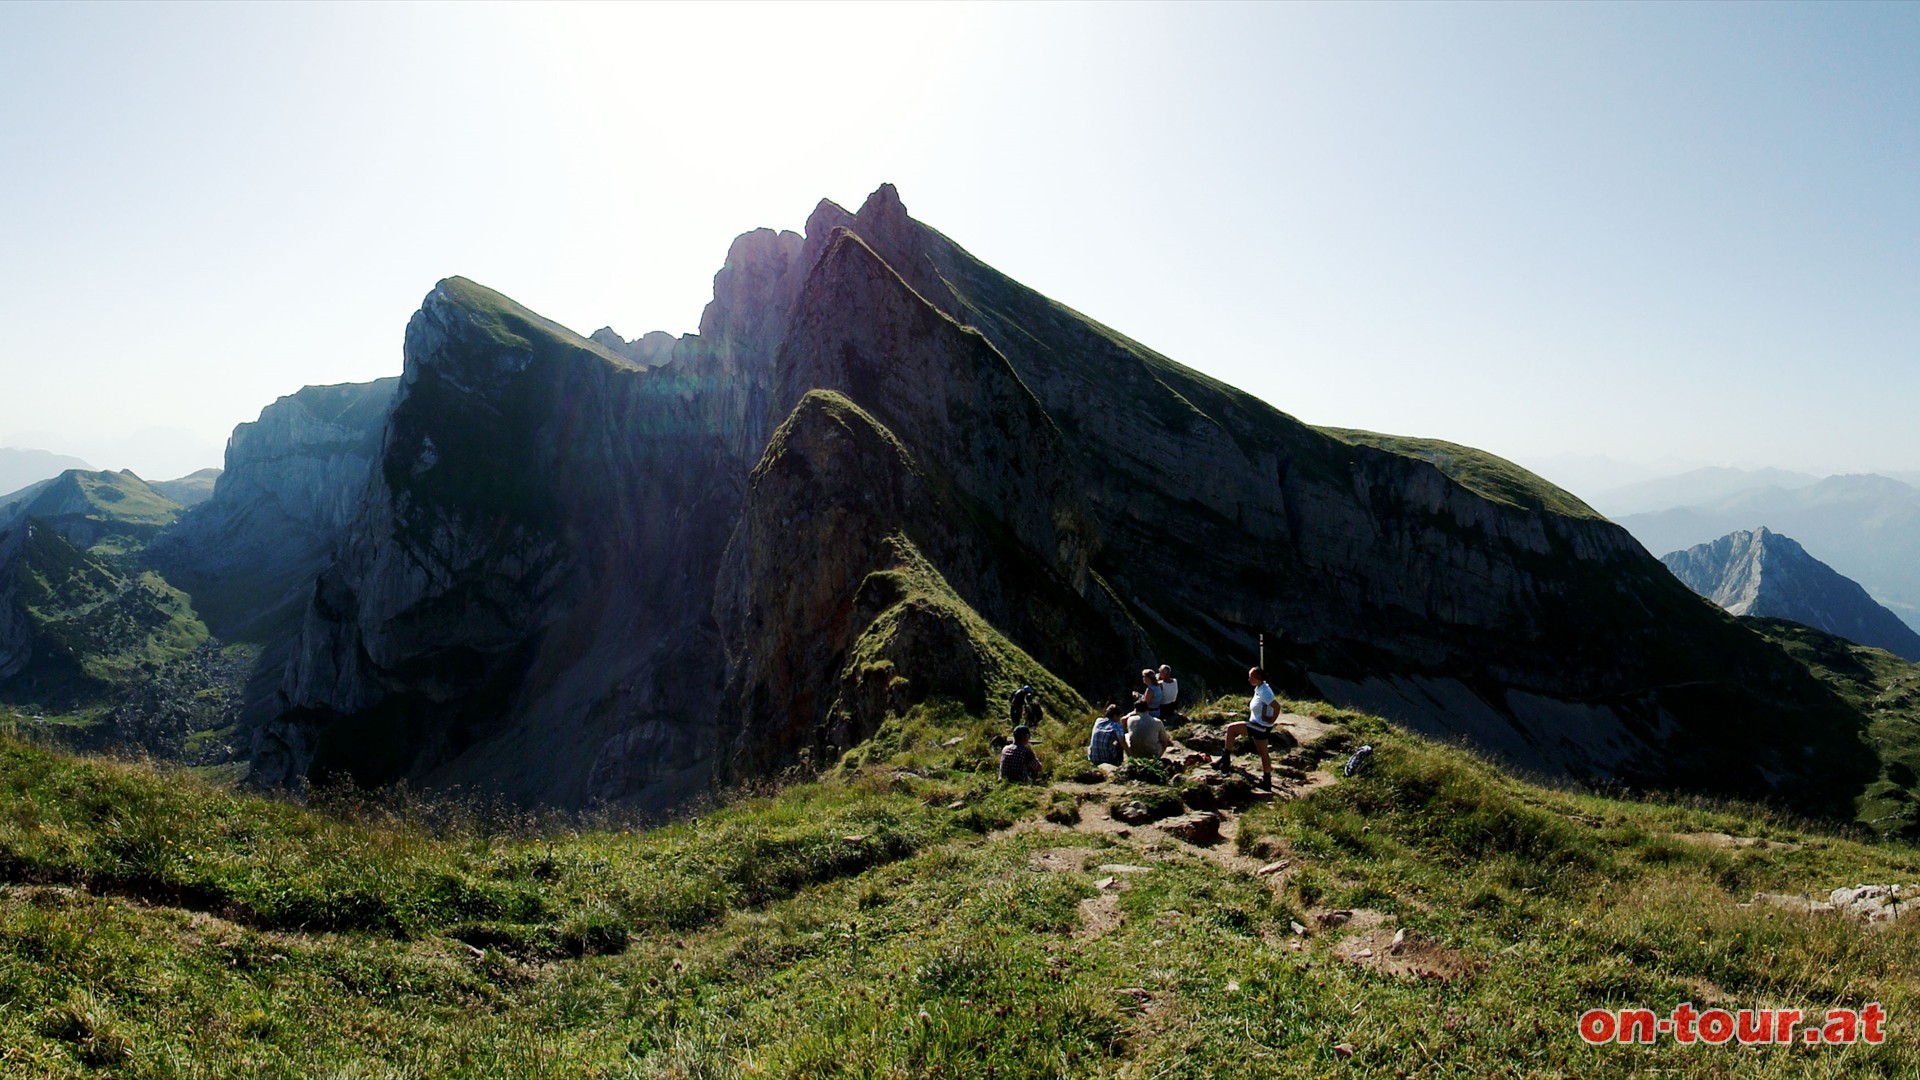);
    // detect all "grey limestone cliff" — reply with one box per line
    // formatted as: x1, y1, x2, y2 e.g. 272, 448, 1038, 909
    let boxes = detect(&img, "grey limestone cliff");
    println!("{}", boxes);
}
149, 379, 400, 641
1663, 528, 1920, 661
262, 210, 848, 807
